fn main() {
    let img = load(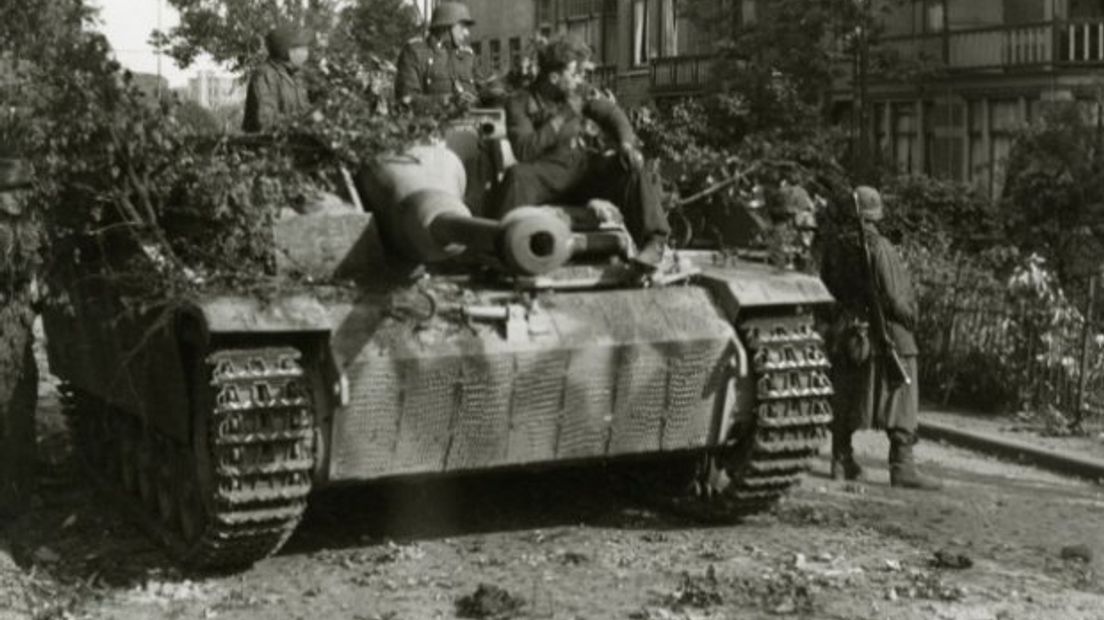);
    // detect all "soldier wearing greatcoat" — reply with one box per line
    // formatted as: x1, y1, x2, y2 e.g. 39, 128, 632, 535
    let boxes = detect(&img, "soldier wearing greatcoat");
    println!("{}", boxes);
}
242, 25, 311, 133
820, 186, 941, 490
